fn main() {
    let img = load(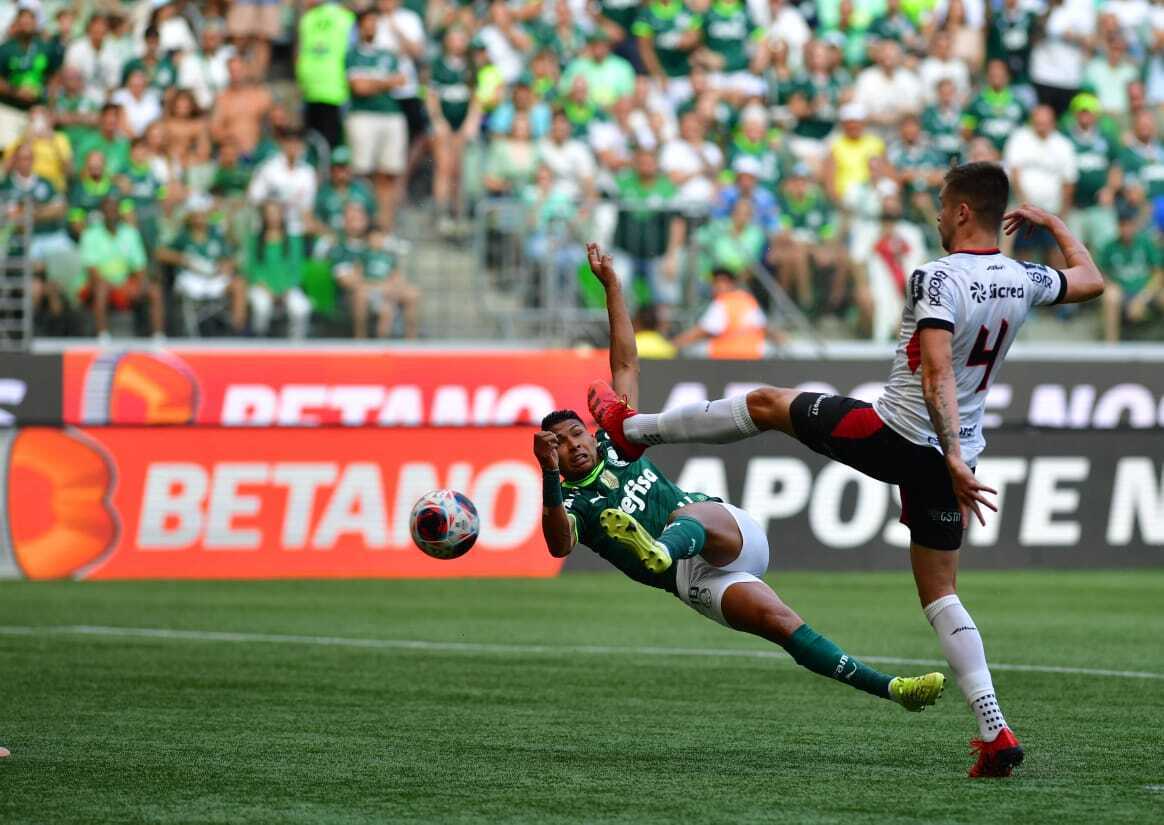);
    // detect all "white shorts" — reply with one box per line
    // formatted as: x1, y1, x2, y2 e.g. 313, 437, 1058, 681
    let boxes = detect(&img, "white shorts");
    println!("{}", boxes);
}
345, 111, 408, 175
674, 503, 770, 627
175, 270, 231, 301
